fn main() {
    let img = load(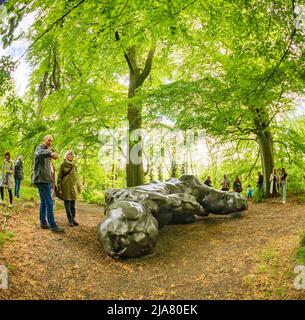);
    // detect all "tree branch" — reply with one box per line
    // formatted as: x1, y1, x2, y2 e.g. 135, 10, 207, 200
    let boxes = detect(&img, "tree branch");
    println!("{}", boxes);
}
174, 0, 198, 15
115, 31, 138, 73
245, 150, 260, 180
16, 0, 86, 63
137, 48, 156, 87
